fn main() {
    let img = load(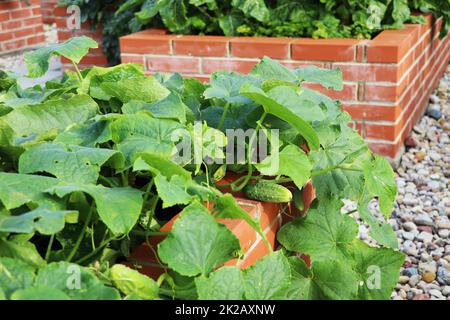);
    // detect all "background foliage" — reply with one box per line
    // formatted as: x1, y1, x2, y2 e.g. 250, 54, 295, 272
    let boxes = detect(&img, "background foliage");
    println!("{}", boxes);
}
58, 0, 450, 65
